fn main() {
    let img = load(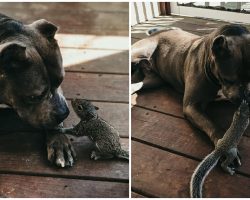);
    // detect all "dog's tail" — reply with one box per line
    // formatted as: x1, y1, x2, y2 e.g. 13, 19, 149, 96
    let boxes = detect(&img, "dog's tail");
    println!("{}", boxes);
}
190, 150, 220, 198
146, 27, 180, 36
